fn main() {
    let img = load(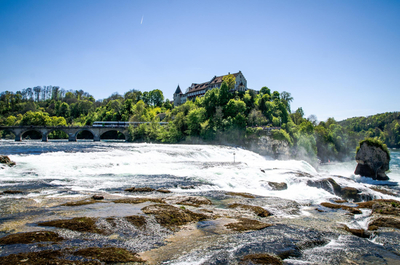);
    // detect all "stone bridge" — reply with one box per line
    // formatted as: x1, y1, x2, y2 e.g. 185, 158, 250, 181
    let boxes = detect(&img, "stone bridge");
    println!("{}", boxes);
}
0, 126, 130, 142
